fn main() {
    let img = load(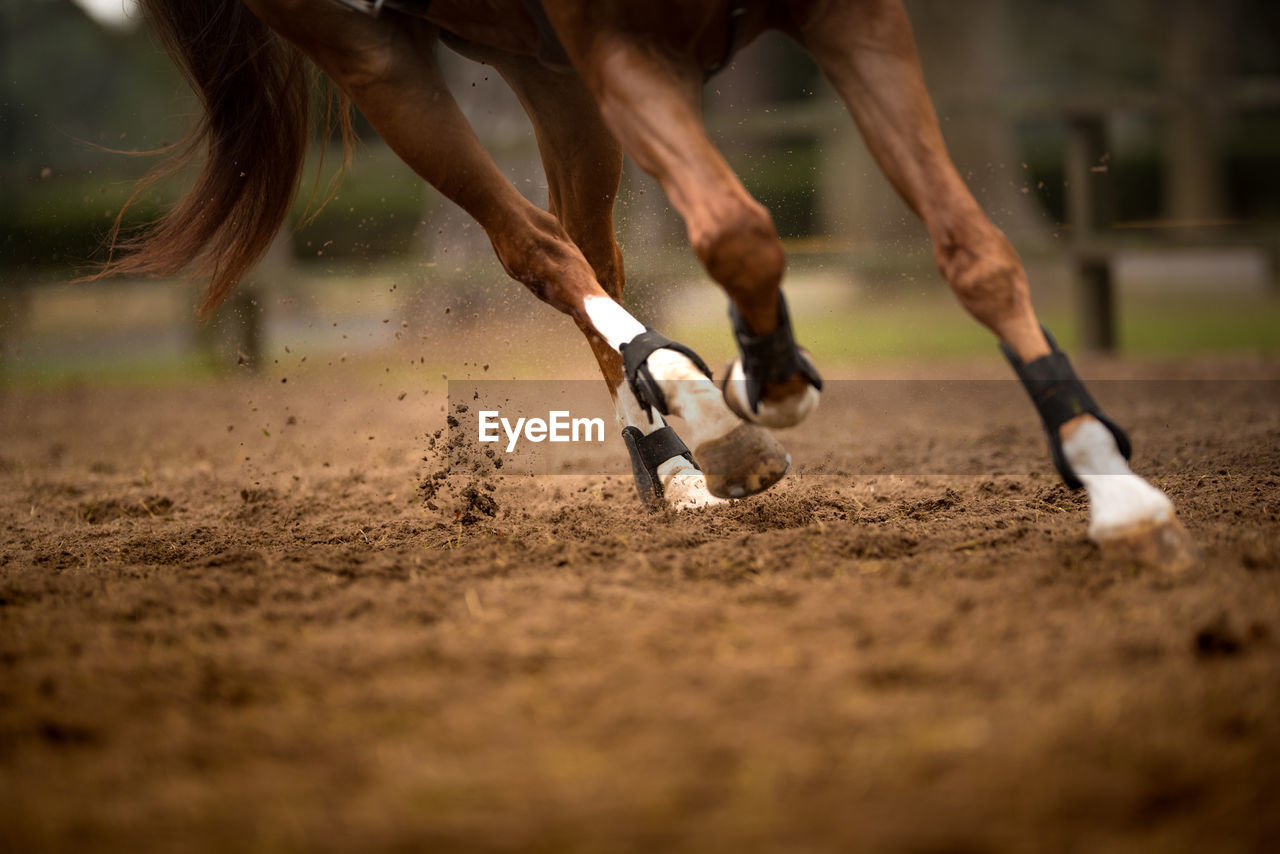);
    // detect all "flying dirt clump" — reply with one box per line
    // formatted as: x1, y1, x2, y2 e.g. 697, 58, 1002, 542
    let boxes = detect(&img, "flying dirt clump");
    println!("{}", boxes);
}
419, 403, 503, 525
